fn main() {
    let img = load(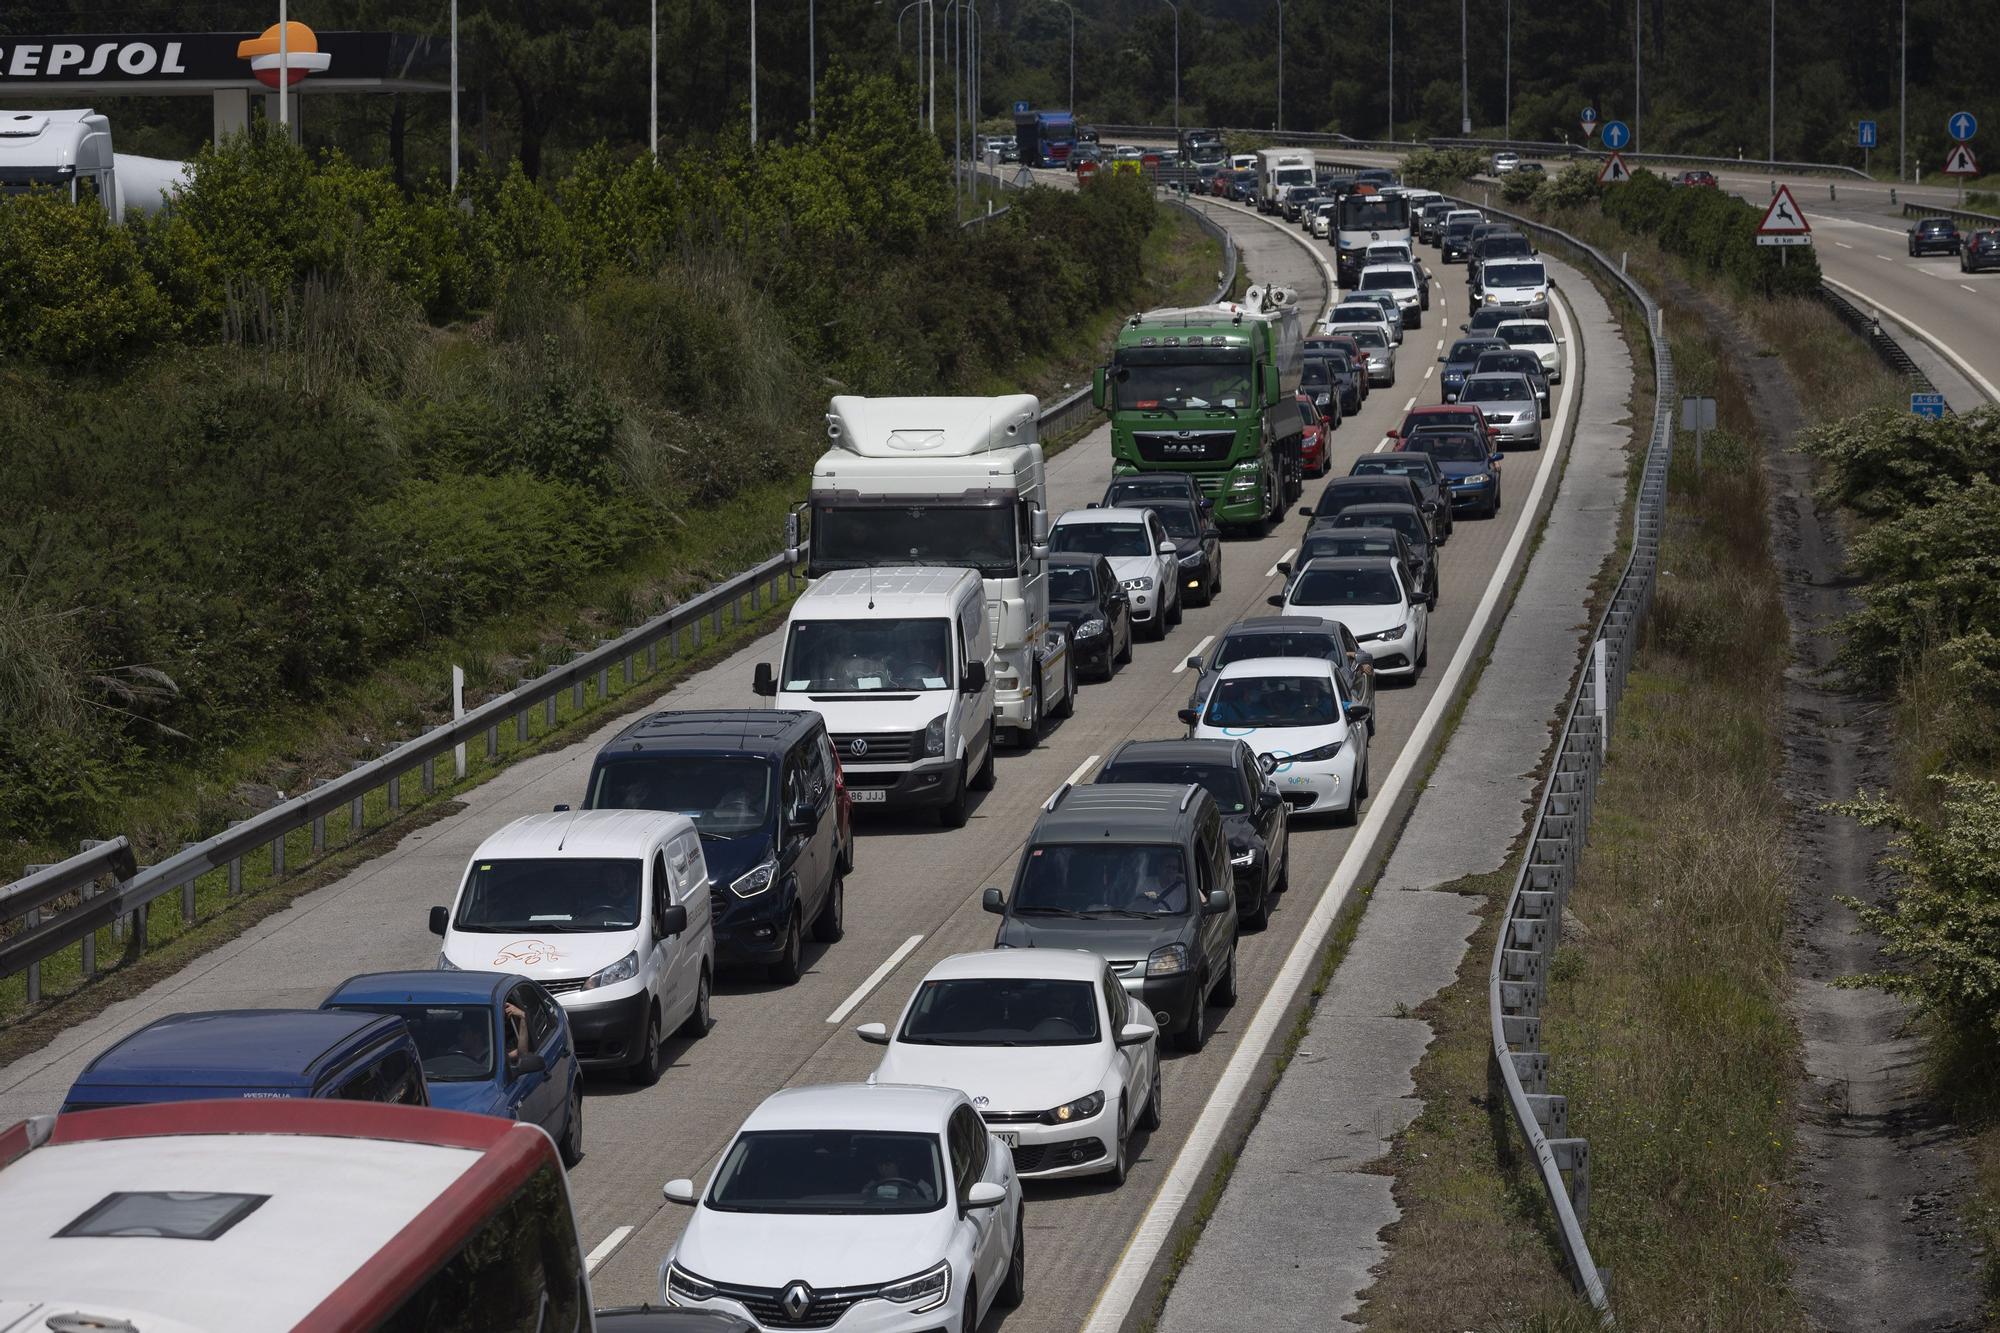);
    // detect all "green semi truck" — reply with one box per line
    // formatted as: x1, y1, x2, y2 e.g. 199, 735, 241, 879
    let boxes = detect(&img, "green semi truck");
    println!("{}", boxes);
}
1092, 285, 1306, 533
